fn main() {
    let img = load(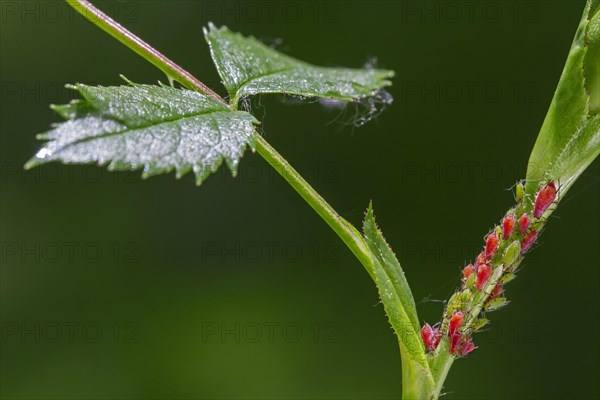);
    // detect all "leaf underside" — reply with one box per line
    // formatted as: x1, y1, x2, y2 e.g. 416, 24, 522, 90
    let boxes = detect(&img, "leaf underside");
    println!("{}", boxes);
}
204, 23, 394, 103
27, 80, 258, 185
526, 0, 600, 195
